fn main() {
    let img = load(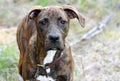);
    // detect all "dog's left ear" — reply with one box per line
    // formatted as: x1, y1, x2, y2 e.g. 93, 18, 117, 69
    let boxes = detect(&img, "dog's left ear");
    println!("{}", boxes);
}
63, 5, 85, 27
28, 6, 43, 19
